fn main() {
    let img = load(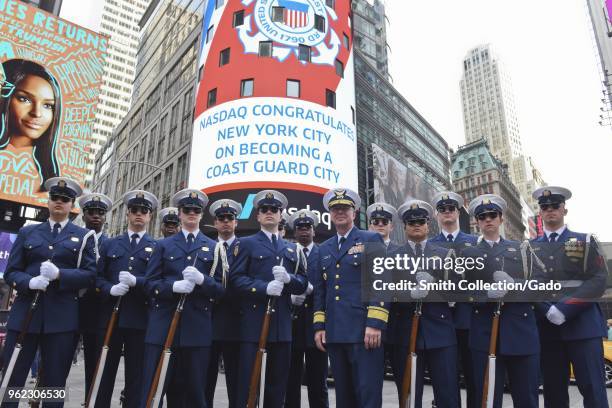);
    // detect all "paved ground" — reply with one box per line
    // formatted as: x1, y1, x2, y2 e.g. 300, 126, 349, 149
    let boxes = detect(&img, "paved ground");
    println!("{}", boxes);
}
19, 355, 612, 407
